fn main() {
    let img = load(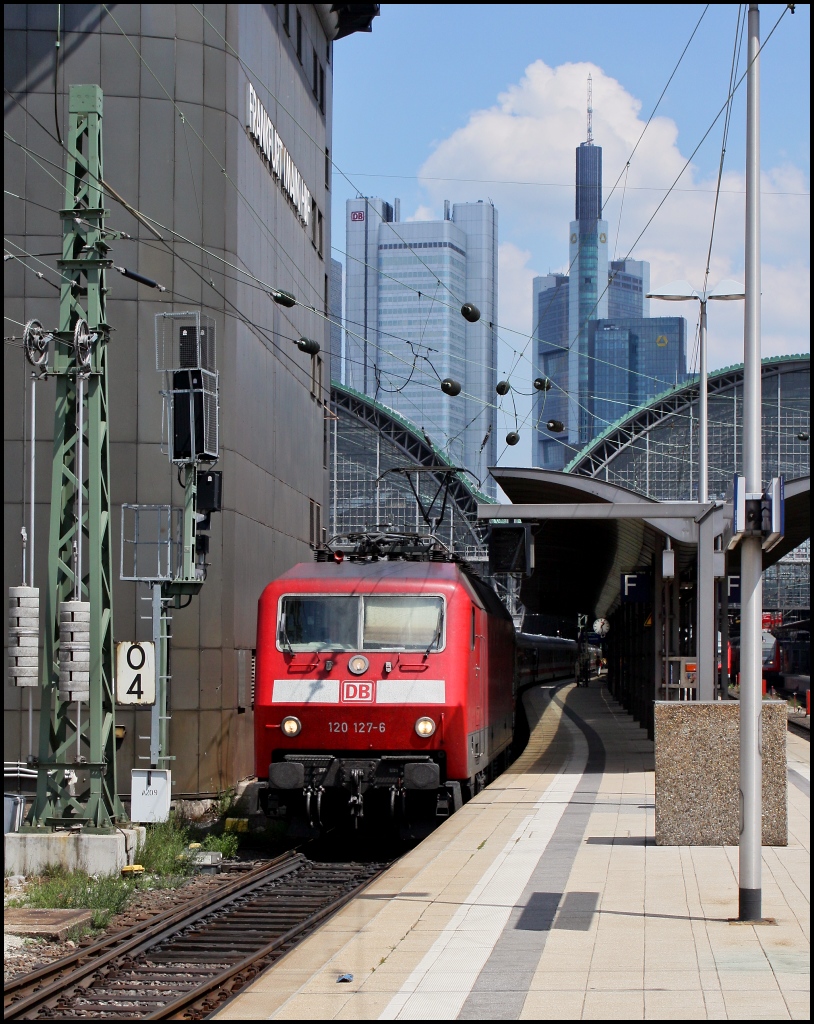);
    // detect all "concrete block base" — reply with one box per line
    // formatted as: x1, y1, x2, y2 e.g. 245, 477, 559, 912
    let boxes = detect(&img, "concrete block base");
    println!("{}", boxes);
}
4, 827, 146, 877
654, 700, 787, 846
4, 908, 94, 939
